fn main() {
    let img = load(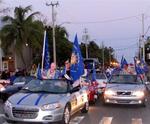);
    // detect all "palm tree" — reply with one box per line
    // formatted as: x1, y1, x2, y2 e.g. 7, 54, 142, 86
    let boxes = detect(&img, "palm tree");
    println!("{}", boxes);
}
0, 5, 44, 68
